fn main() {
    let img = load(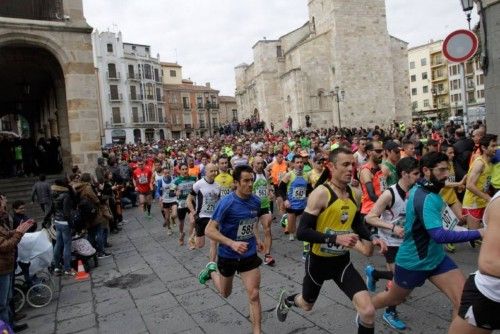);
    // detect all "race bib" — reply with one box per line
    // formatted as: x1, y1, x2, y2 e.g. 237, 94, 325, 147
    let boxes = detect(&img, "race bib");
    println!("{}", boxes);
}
448, 175, 456, 183
442, 205, 460, 231
138, 175, 148, 184
292, 187, 306, 200
319, 229, 349, 255
236, 218, 256, 241
256, 187, 268, 198
202, 196, 217, 214
178, 199, 187, 208
220, 188, 232, 197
